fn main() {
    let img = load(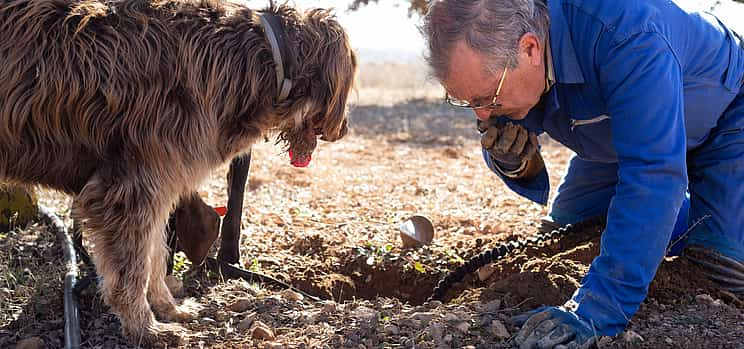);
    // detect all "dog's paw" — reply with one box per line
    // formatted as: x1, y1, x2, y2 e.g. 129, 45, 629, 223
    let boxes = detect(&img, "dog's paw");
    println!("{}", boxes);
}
155, 298, 201, 323
126, 321, 188, 348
